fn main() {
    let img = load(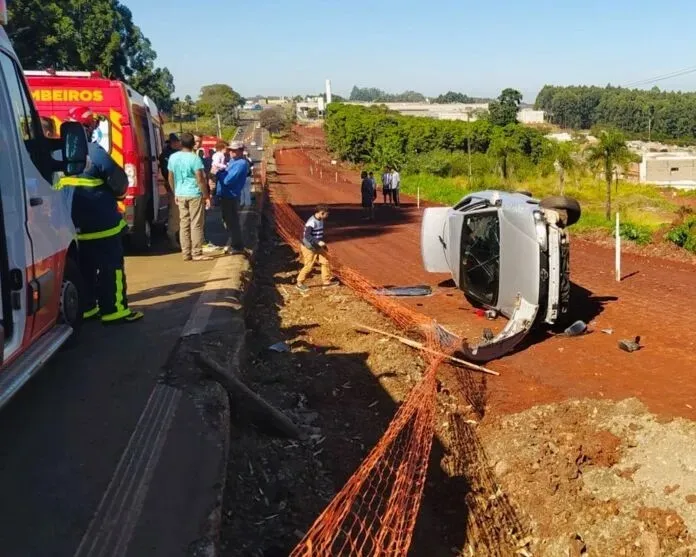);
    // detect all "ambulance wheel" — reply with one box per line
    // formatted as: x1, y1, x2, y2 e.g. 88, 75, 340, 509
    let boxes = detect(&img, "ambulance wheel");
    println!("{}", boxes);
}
60, 257, 83, 339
